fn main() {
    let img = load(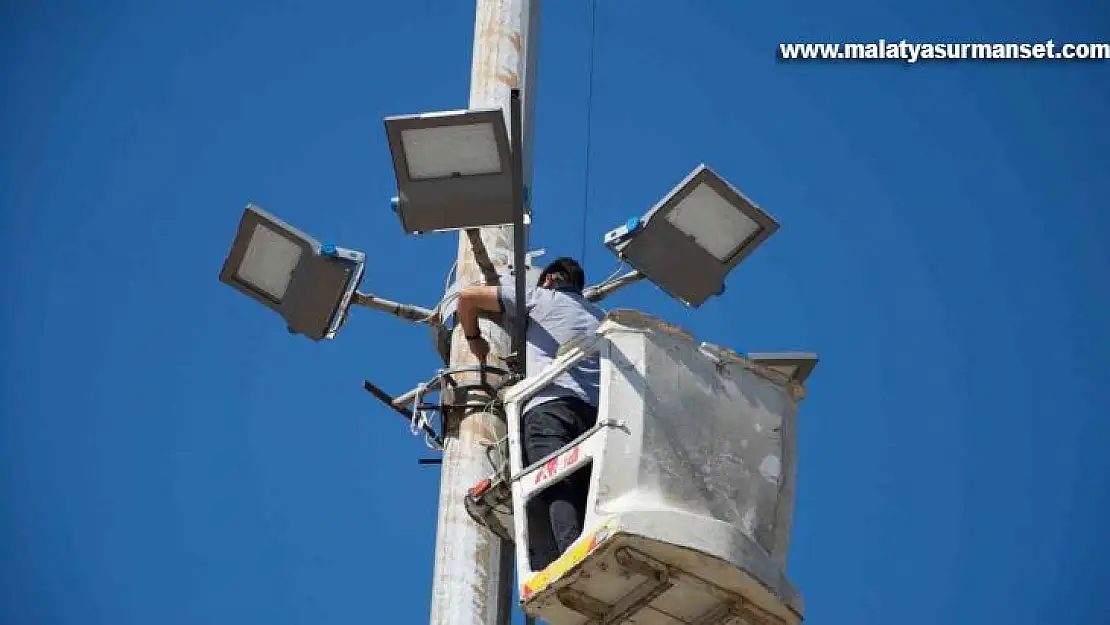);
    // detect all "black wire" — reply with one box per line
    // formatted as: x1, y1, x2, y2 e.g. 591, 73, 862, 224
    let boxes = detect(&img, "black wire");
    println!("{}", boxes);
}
578, 0, 598, 267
